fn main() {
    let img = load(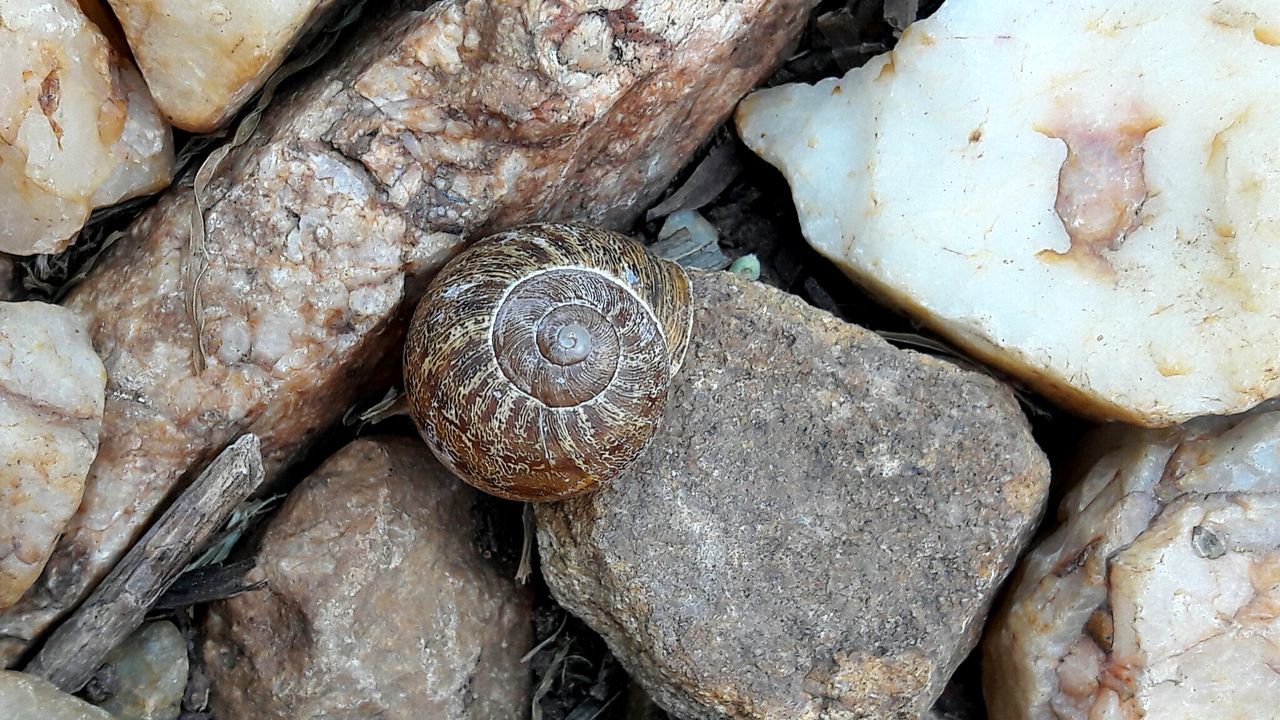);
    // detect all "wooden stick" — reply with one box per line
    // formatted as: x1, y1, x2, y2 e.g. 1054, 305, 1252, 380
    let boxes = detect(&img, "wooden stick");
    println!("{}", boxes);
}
26, 434, 264, 692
